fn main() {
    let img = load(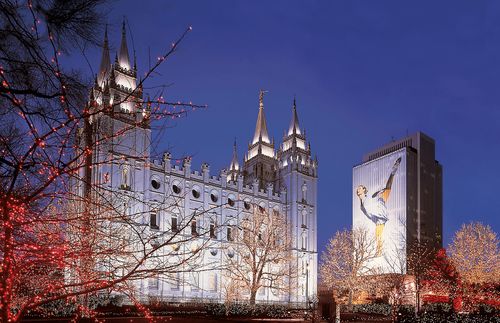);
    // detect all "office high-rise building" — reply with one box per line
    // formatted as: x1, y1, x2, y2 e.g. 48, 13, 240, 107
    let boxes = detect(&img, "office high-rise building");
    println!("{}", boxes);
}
353, 131, 442, 273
